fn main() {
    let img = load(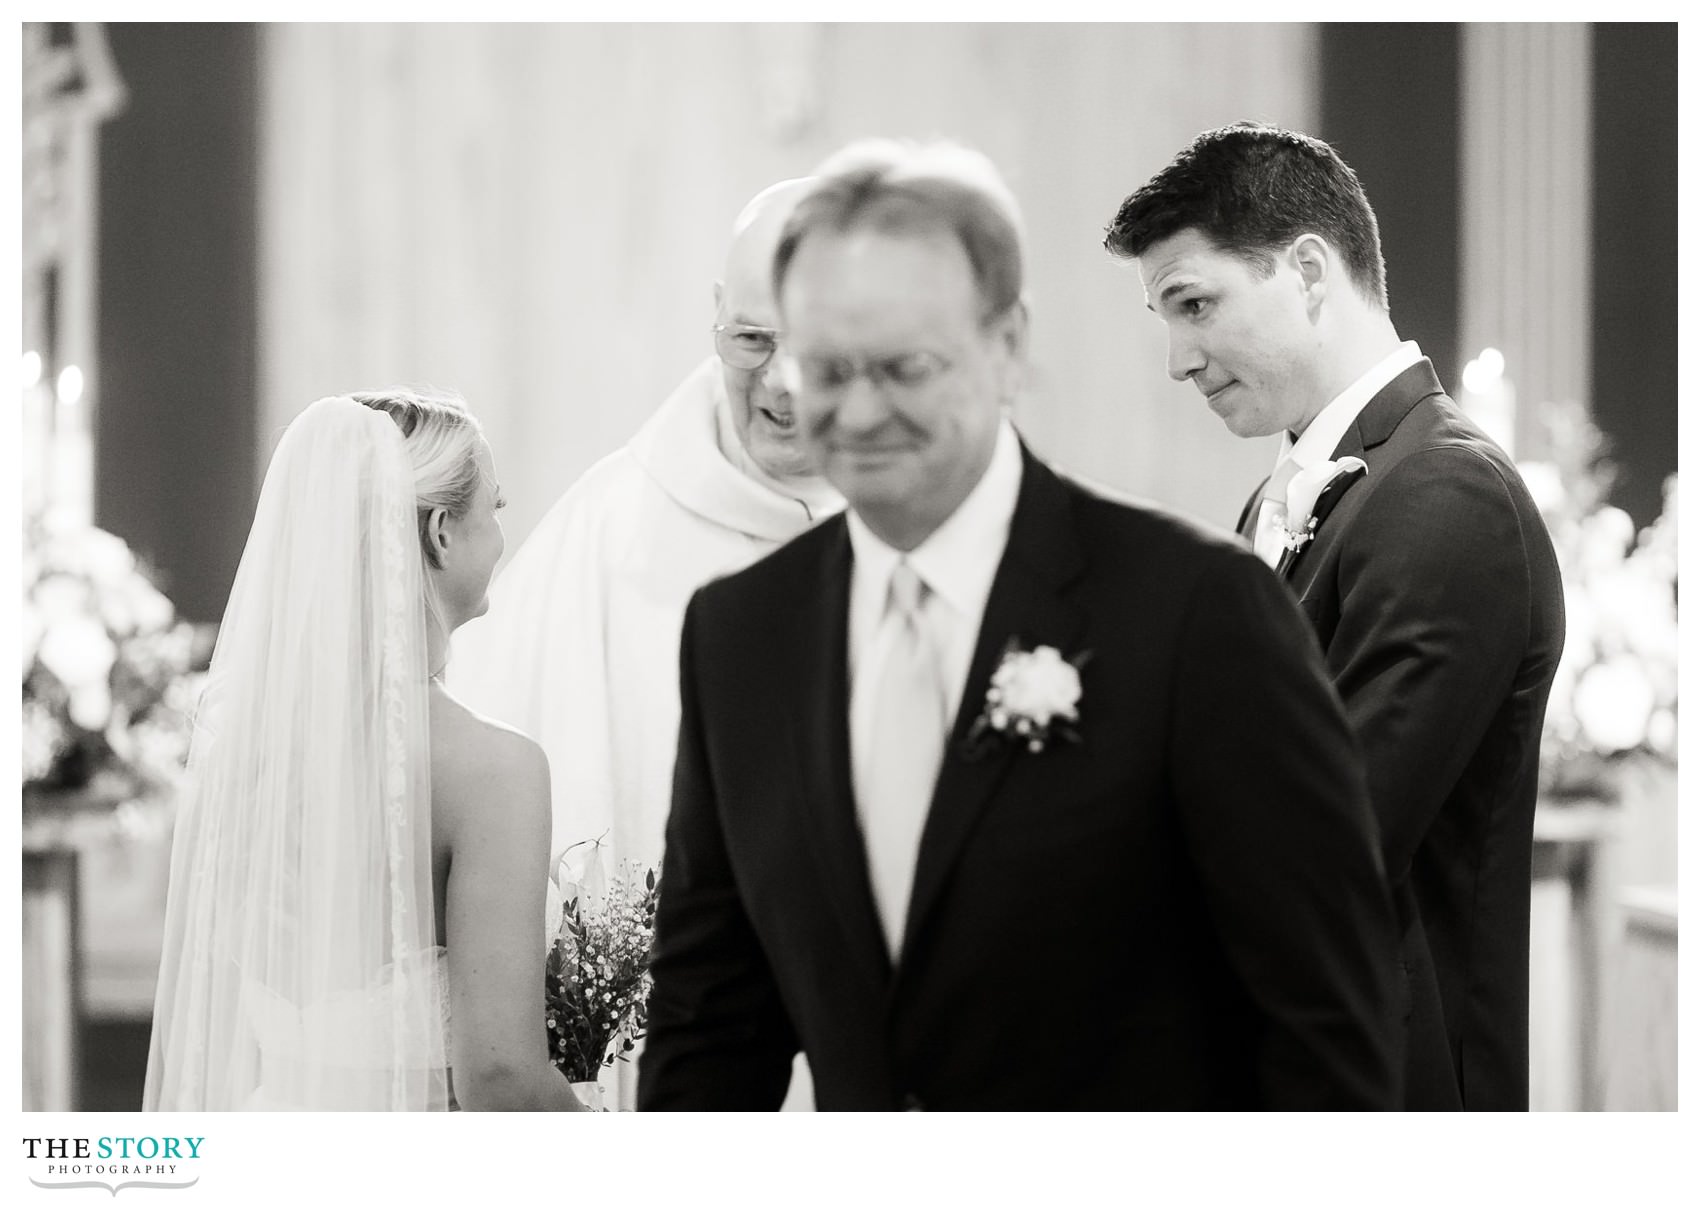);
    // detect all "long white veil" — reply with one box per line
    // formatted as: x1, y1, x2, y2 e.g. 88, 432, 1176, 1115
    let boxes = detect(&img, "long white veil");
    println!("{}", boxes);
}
144, 397, 448, 1111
